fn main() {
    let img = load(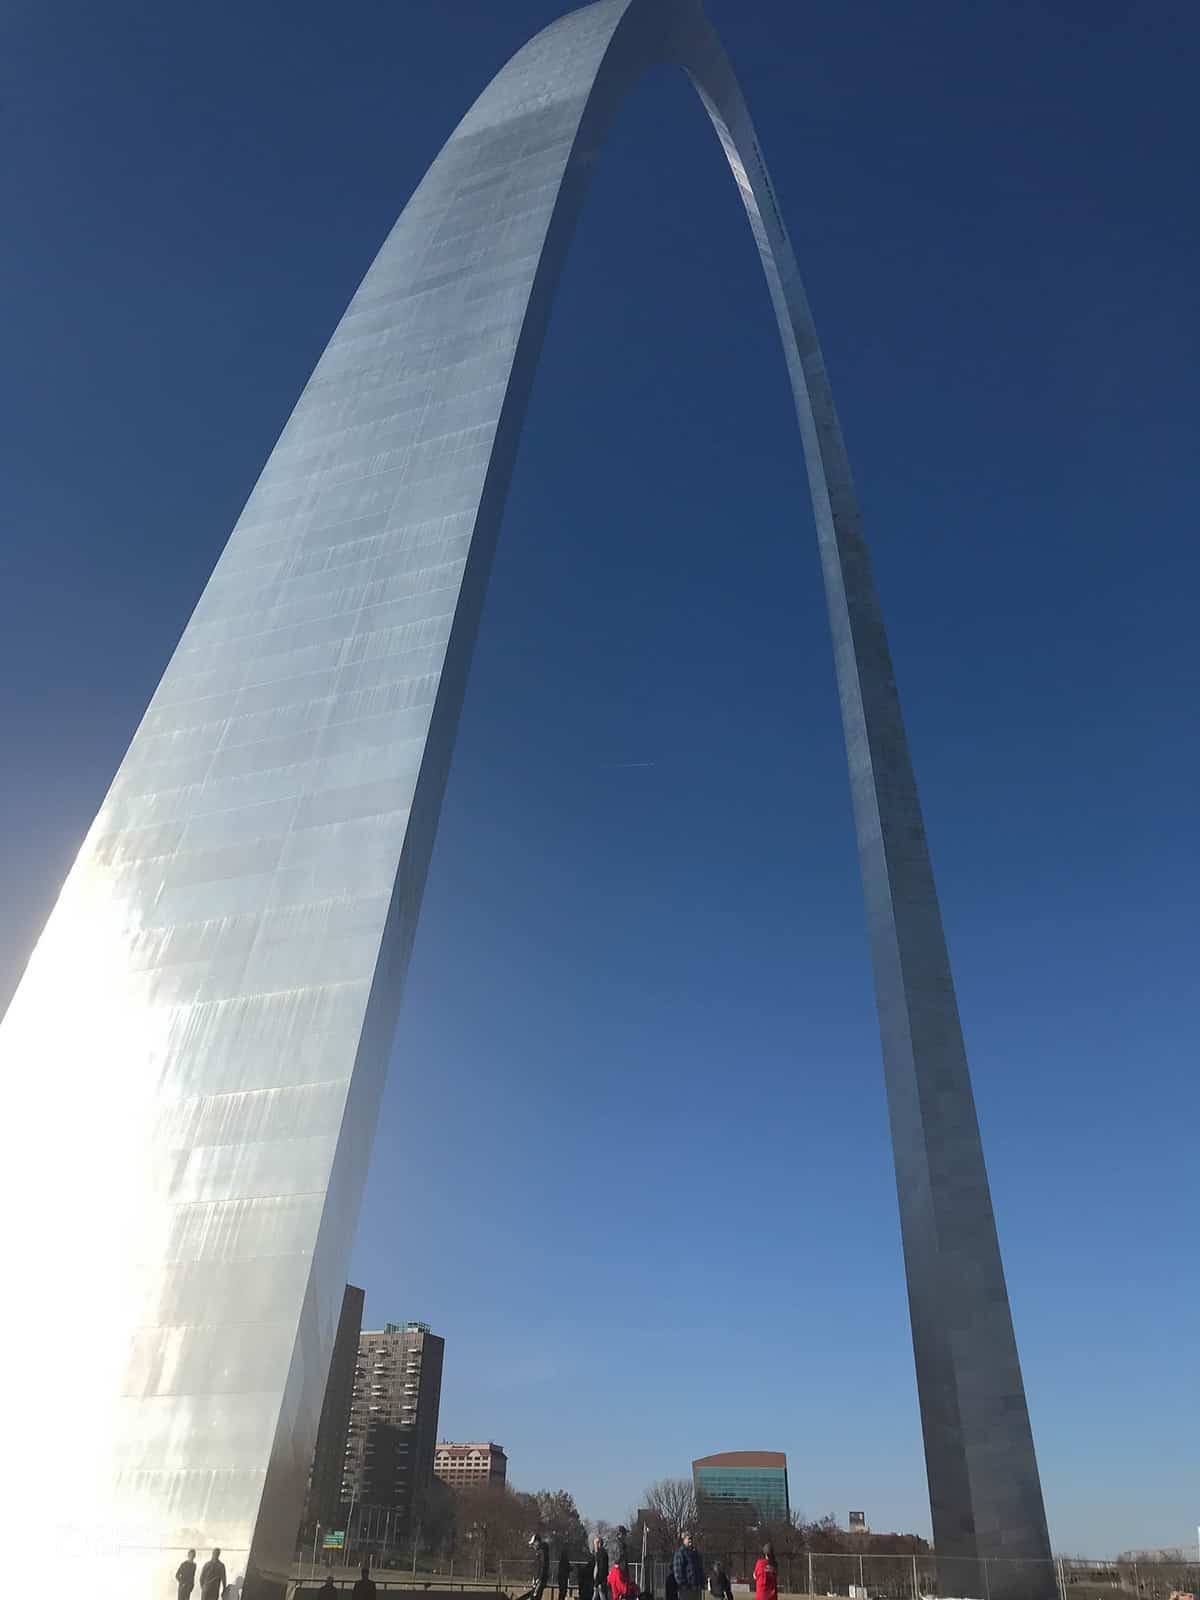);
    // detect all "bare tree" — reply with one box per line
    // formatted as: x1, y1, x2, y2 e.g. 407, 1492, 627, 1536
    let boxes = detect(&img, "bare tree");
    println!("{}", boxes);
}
643, 1479, 697, 1543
